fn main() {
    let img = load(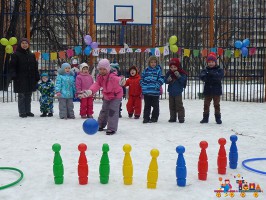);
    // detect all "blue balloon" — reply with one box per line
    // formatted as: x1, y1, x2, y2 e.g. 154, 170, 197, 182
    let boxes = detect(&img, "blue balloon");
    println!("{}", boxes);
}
241, 47, 248, 57
242, 38, 250, 47
84, 46, 92, 55
82, 119, 99, 135
234, 41, 243, 49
